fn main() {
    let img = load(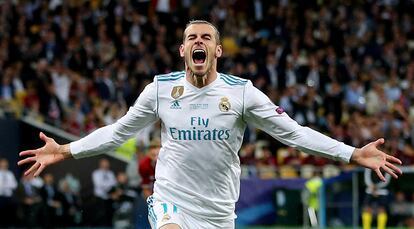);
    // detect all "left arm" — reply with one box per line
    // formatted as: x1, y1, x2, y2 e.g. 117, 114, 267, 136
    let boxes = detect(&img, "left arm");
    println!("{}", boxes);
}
243, 81, 402, 180
351, 140, 401, 181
